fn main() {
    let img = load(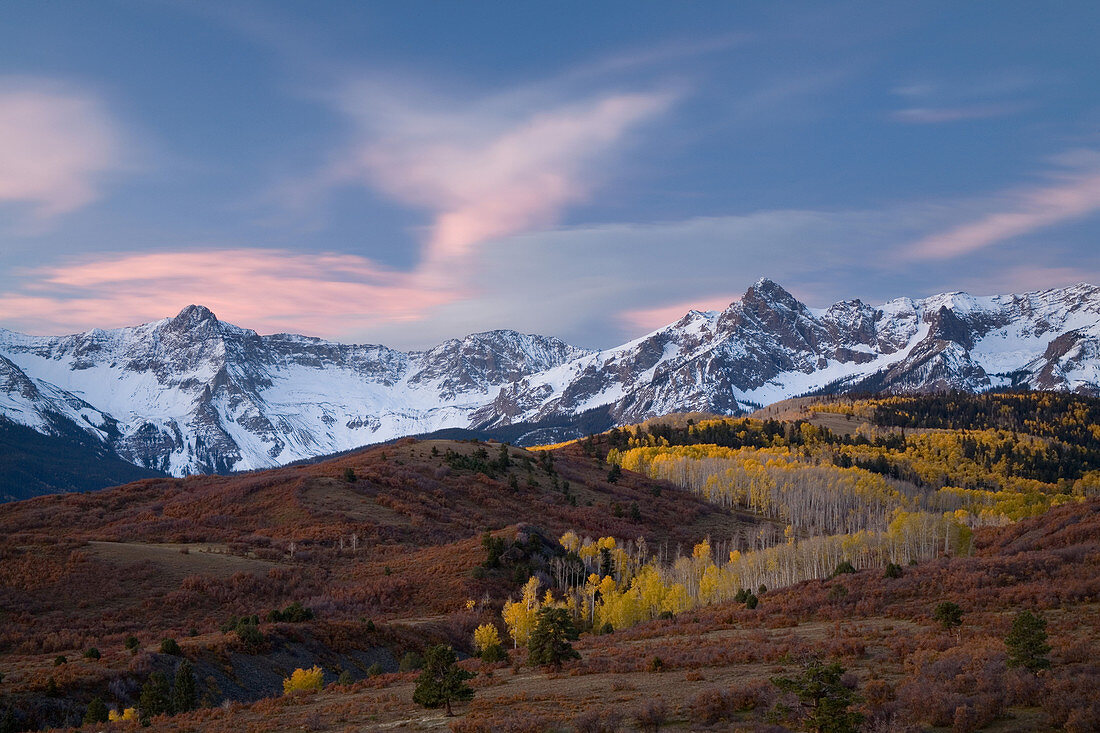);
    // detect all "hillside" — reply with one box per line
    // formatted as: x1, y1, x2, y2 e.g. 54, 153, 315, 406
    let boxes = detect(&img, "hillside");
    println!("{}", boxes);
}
0, 393, 1097, 731
52, 497, 1100, 732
